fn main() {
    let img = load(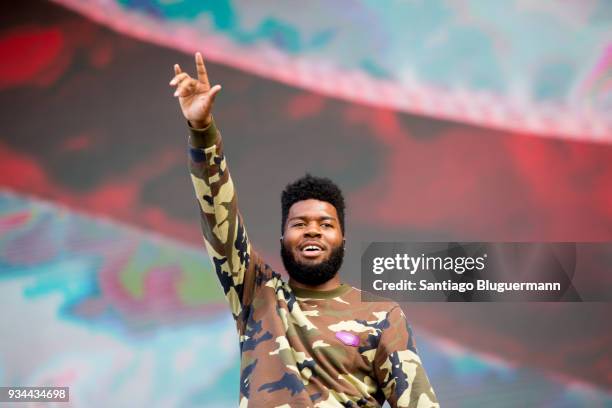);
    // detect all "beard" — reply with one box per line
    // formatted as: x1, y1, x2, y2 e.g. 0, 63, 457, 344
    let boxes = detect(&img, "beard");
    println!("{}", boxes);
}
281, 242, 344, 286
